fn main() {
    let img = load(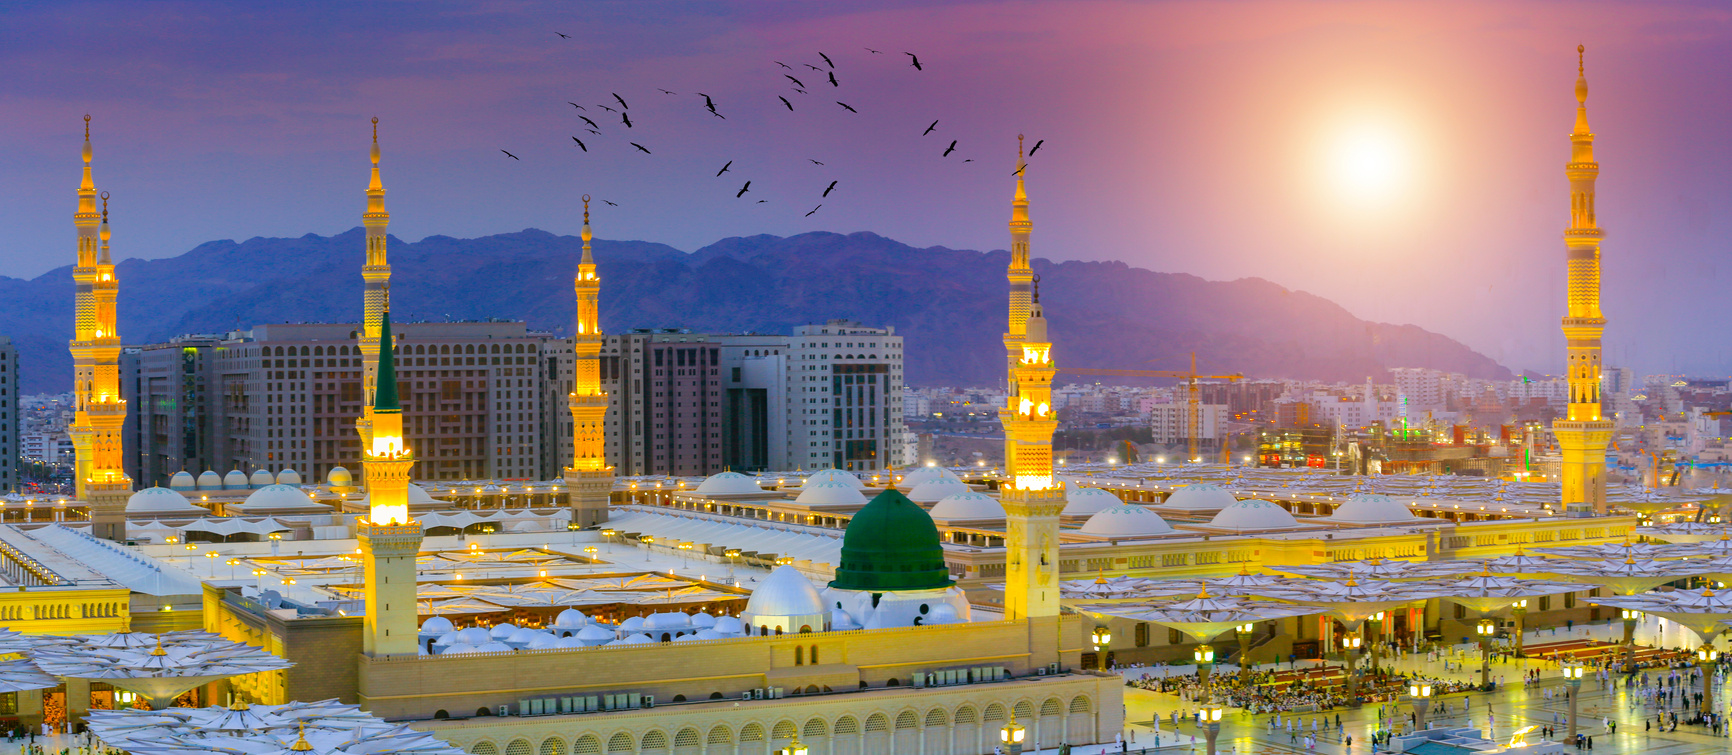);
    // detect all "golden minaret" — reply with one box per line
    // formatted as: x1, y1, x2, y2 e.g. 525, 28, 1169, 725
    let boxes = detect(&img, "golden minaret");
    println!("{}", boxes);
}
356, 117, 391, 453
358, 311, 423, 656
999, 136, 1035, 469
1554, 45, 1614, 517
565, 196, 613, 526
999, 138, 1064, 623
69, 116, 132, 541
